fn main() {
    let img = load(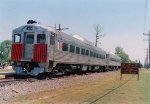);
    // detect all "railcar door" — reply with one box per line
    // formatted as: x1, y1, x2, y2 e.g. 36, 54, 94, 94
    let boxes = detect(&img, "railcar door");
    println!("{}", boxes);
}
49, 32, 55, 60
106, 54, 110, 68
24, 33, 34, 59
